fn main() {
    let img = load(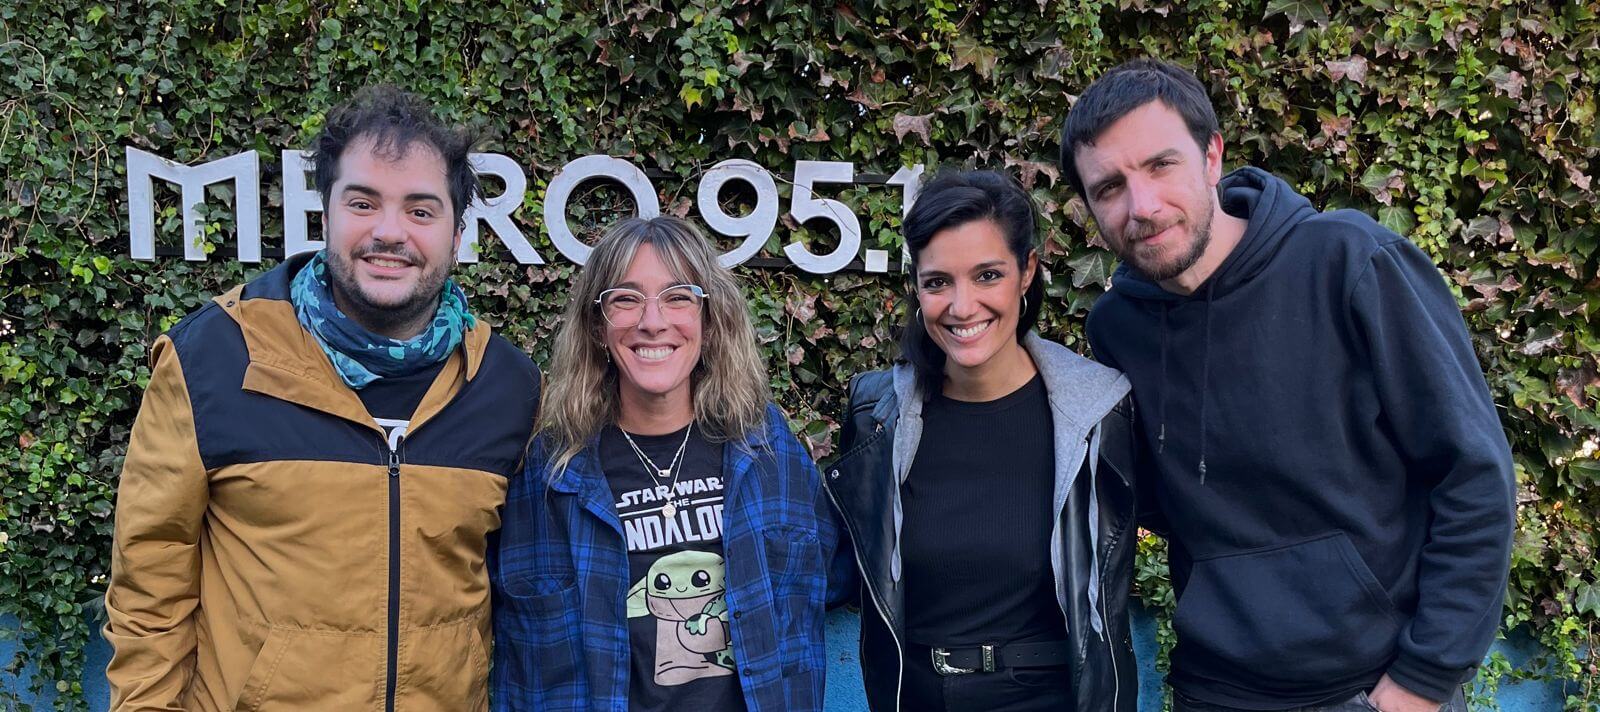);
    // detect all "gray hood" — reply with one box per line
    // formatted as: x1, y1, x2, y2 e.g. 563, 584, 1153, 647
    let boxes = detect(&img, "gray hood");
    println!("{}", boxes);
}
887, 332, 1130, 632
